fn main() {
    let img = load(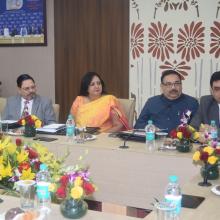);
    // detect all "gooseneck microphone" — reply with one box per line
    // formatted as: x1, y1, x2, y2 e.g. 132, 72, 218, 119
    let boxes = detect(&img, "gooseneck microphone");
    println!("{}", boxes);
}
119, 130, 136, 149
